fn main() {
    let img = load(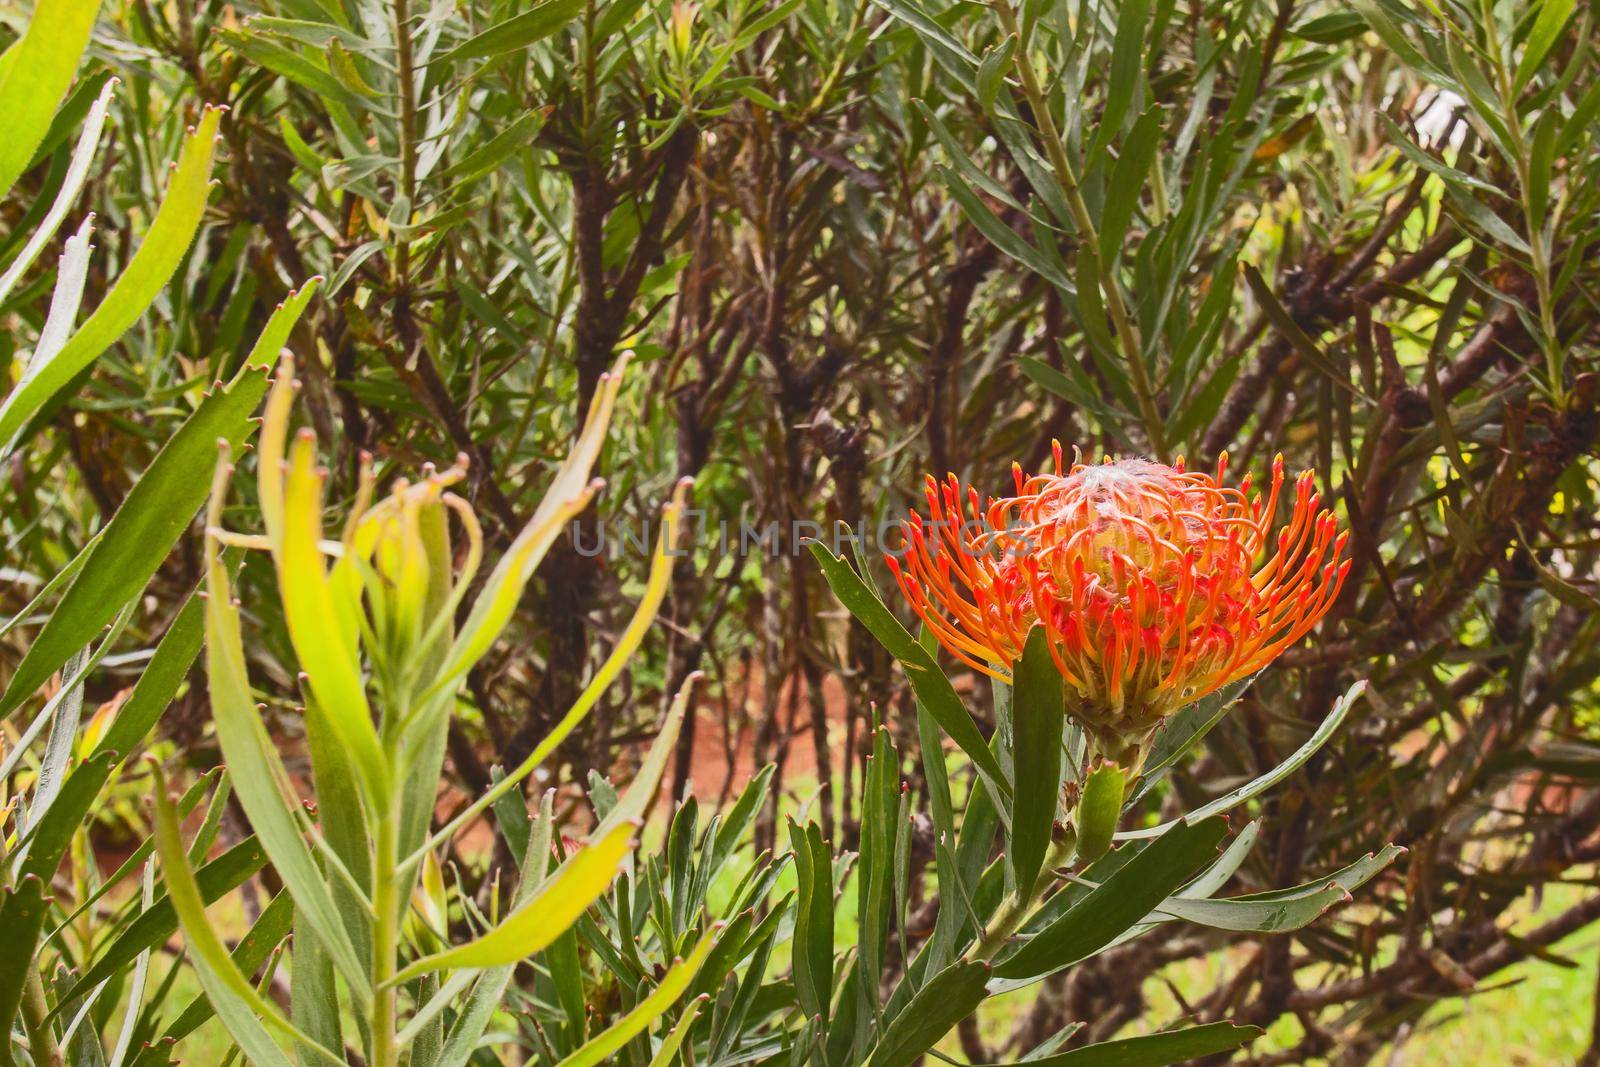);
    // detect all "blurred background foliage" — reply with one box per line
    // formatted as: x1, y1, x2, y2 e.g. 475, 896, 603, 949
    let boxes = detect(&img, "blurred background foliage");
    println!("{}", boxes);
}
3, 0, 1599, 1060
